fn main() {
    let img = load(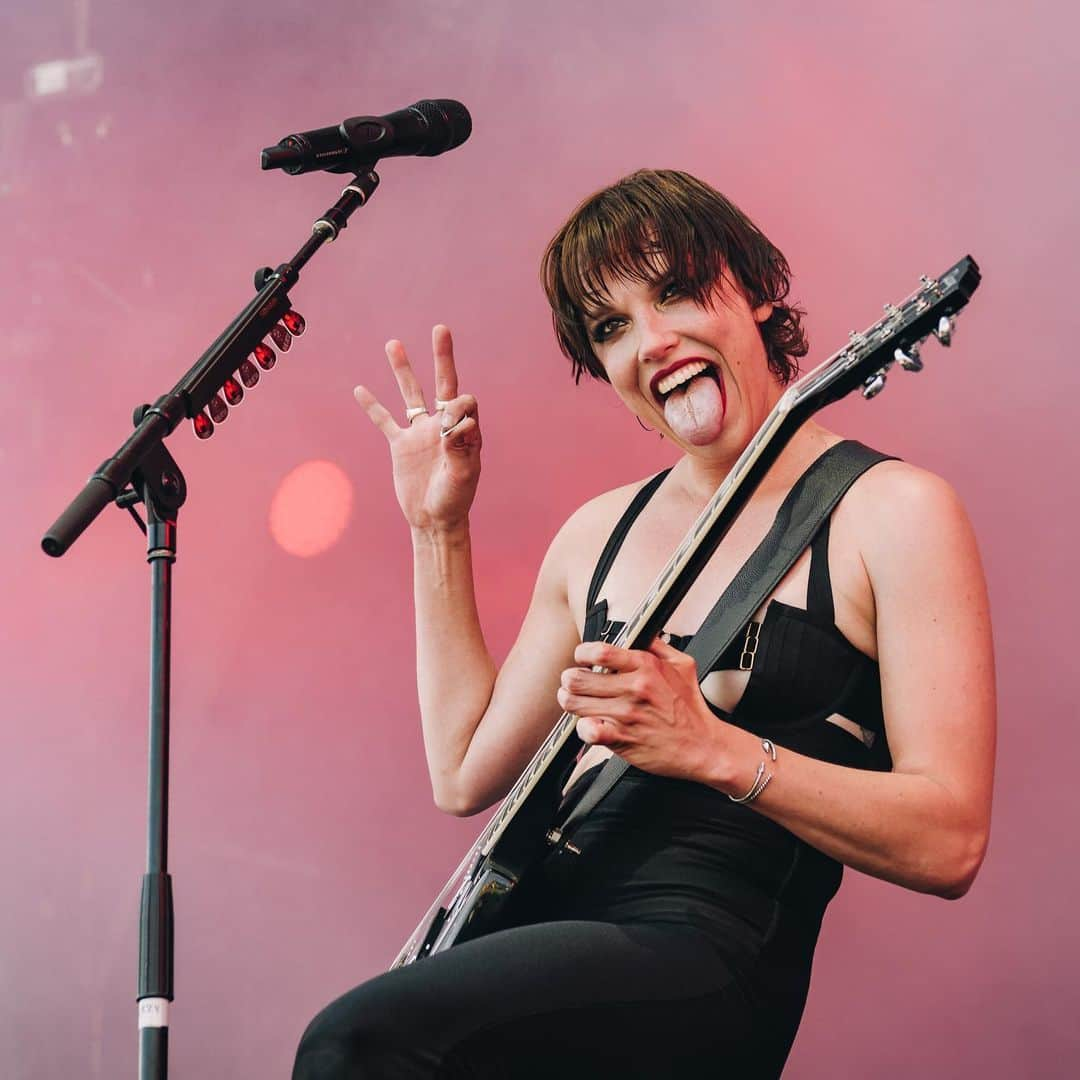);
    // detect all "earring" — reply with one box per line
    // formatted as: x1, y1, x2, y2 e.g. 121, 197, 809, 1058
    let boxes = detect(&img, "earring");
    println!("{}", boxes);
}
635, 416, 654, 432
